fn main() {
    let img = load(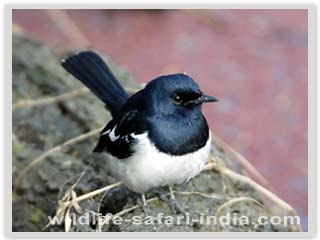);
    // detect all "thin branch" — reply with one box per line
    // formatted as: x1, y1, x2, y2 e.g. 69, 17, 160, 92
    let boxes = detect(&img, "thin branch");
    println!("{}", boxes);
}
13, 128, 102, 193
